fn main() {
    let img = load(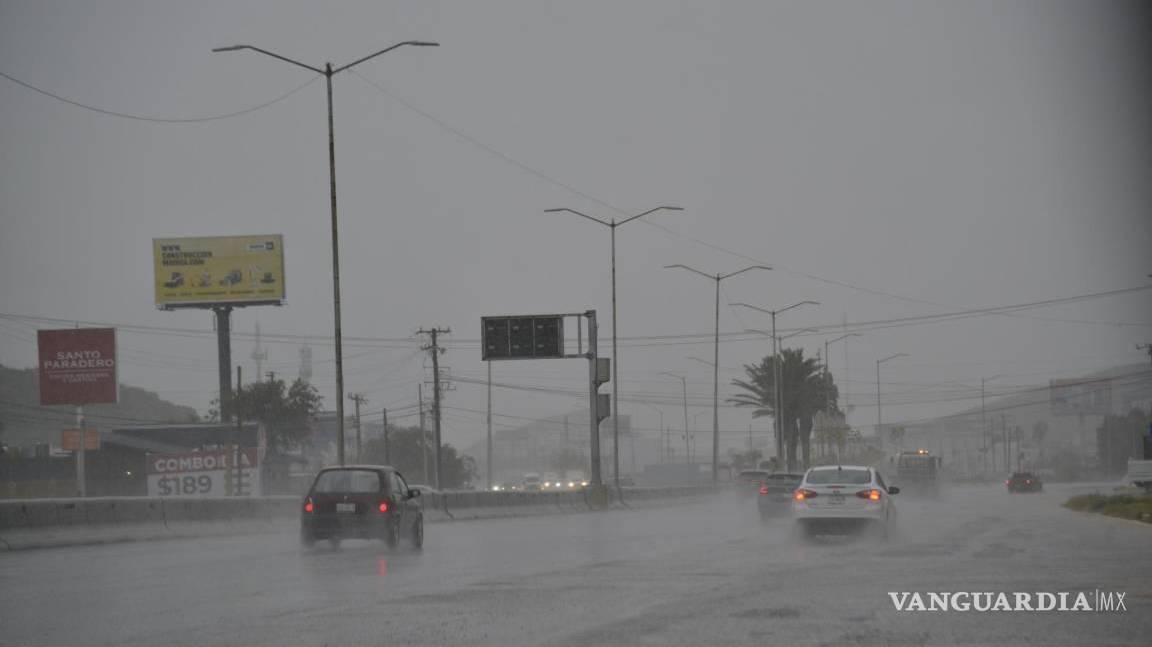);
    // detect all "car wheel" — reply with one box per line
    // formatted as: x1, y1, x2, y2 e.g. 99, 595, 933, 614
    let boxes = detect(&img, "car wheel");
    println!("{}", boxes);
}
300, 528, 316, 549
411, 516, 424, 550
384, 519, 400, 549
327, 536, 341, 550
